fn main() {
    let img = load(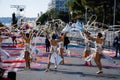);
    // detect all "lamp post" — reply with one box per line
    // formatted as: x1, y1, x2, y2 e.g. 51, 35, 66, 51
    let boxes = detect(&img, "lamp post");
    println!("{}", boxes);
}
85, 6, 87, 23
70, 11, 73, 22
113, 0, 116, 26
